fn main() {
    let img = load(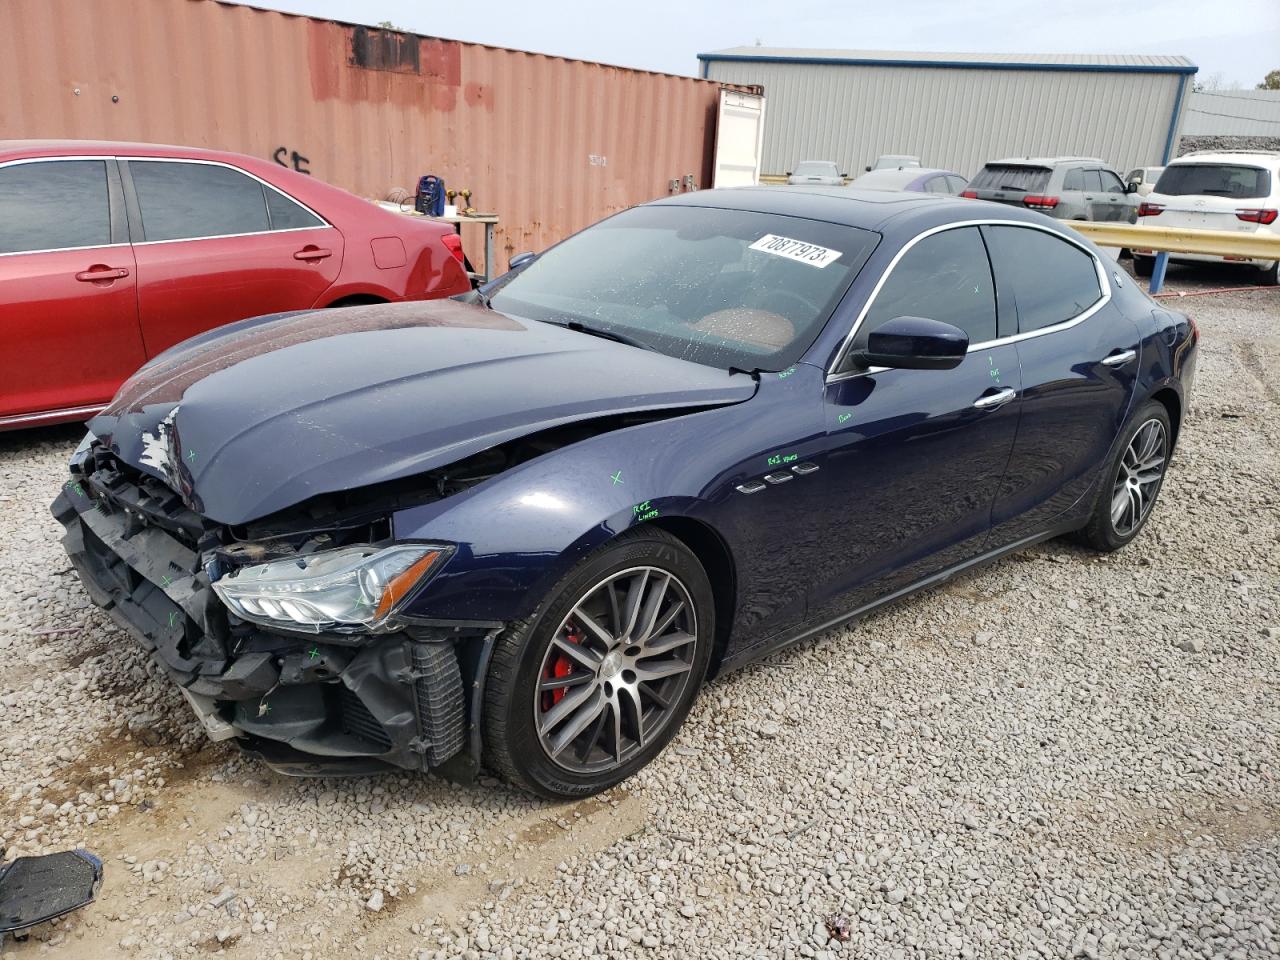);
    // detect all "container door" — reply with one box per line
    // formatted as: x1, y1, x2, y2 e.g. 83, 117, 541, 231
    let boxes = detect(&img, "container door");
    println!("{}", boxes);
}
711, 89, 766, 188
